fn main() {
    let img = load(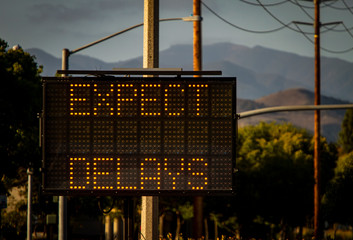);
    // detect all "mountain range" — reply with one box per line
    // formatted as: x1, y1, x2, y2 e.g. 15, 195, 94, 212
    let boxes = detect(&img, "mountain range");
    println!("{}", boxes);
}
27, 43, 353, 142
